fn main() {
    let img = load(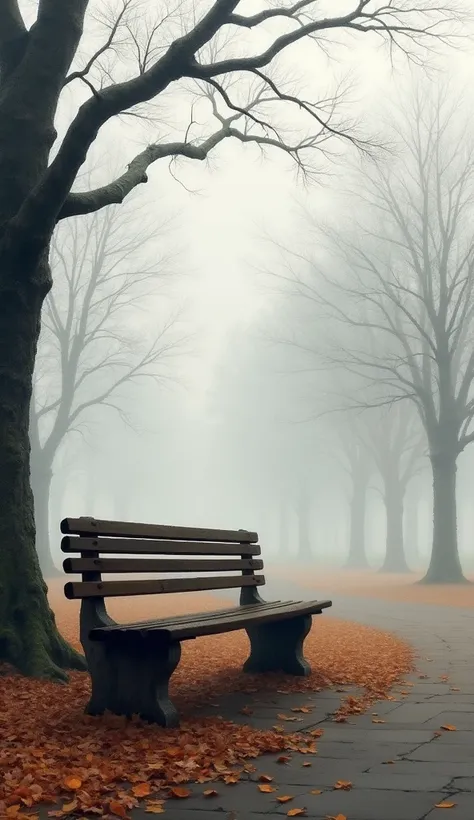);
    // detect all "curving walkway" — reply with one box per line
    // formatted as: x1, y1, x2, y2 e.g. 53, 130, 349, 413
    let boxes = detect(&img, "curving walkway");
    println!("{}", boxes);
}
147, 576, 474, 820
